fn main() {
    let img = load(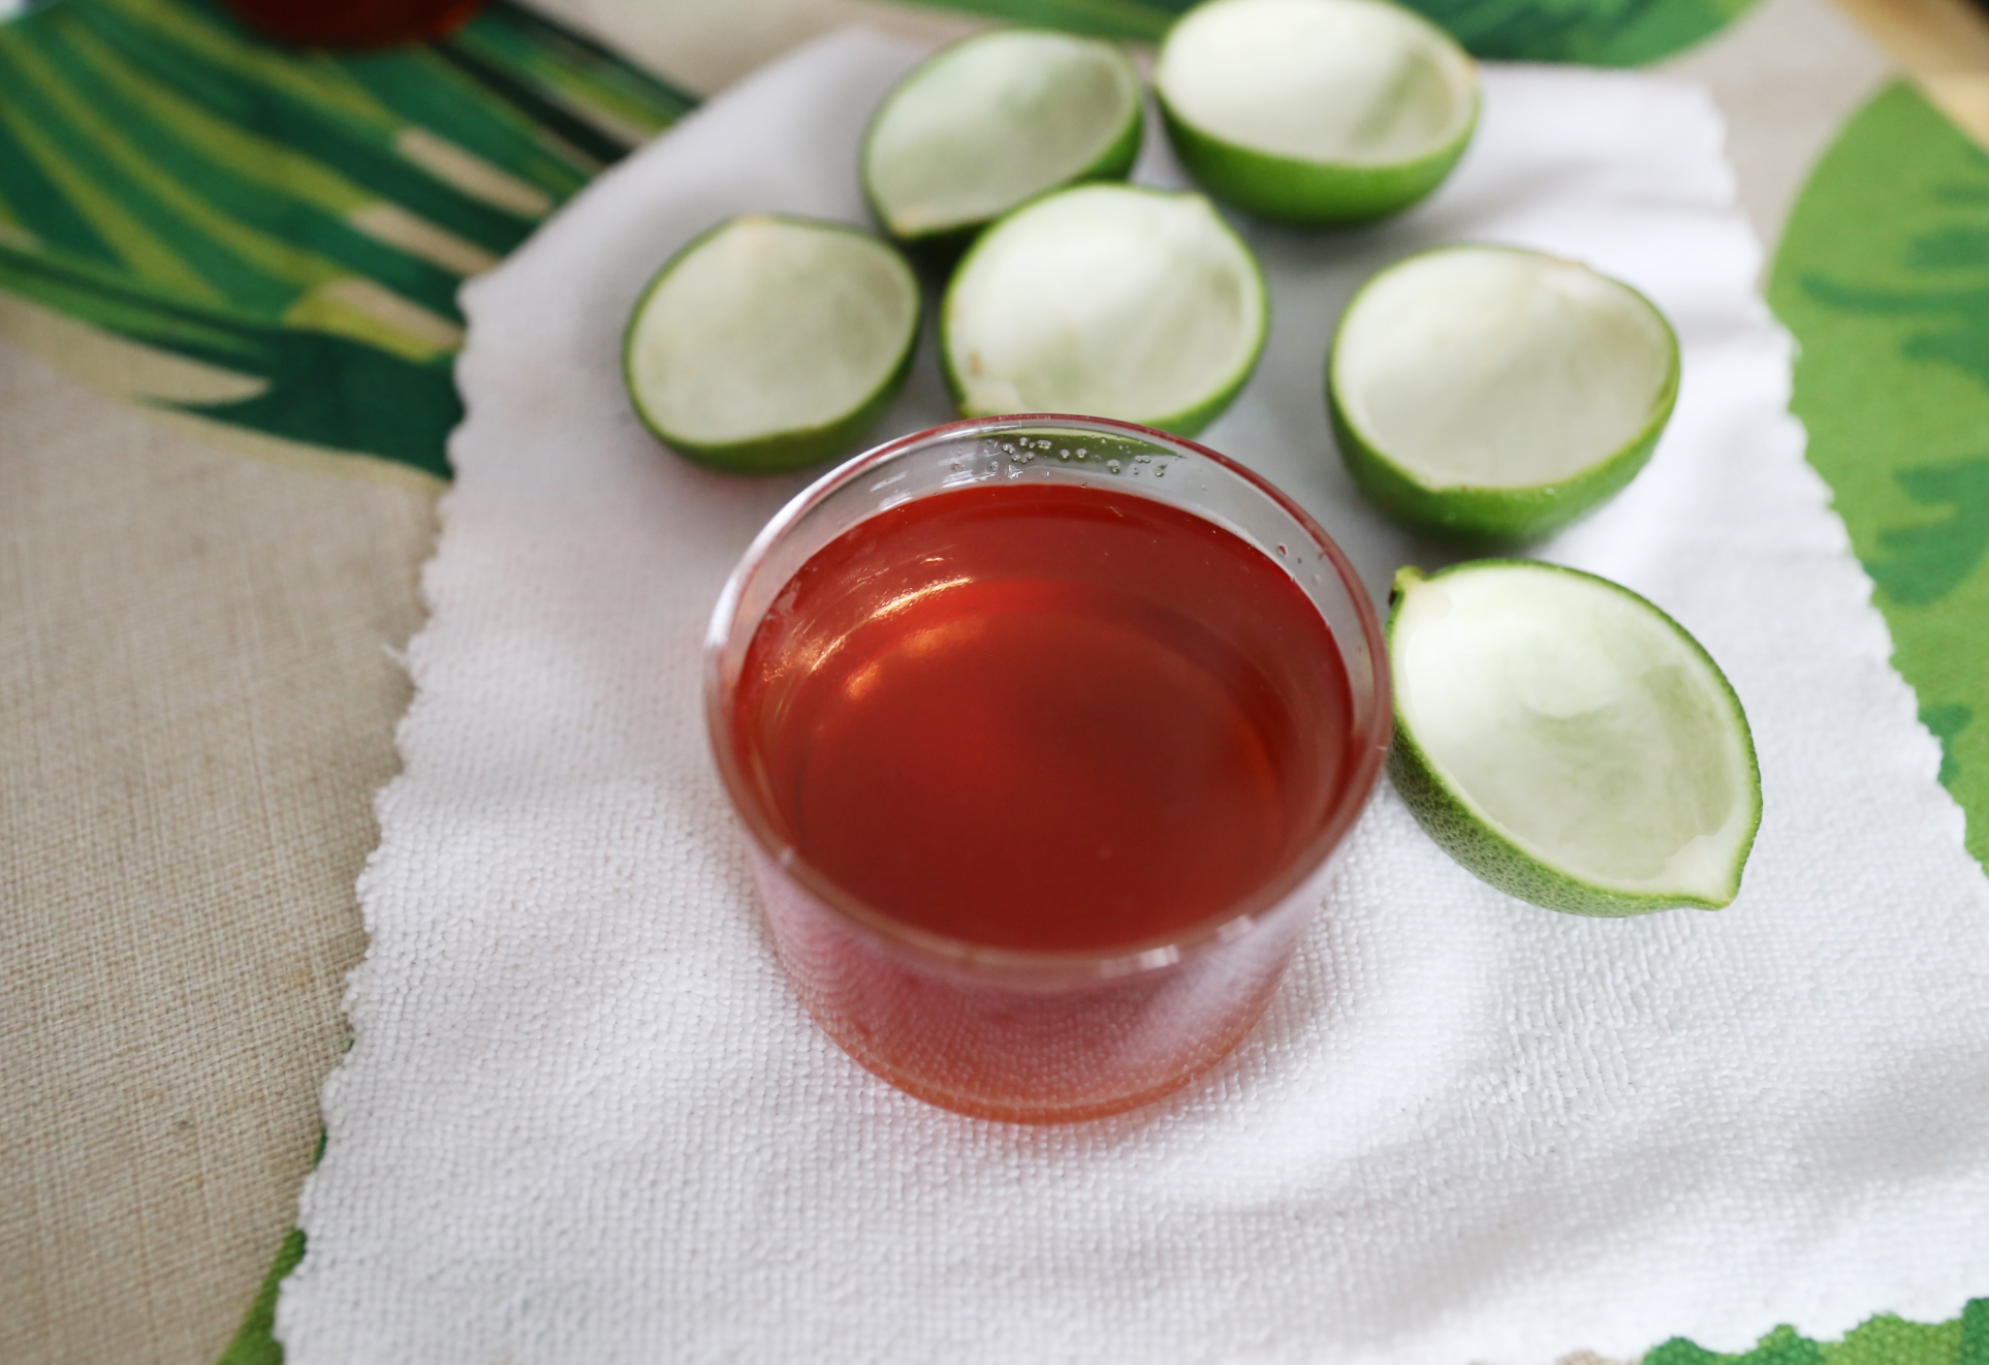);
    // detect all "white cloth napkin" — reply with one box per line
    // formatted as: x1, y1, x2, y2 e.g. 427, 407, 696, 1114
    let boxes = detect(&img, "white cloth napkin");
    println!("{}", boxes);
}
281, 30, 1989, 1365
